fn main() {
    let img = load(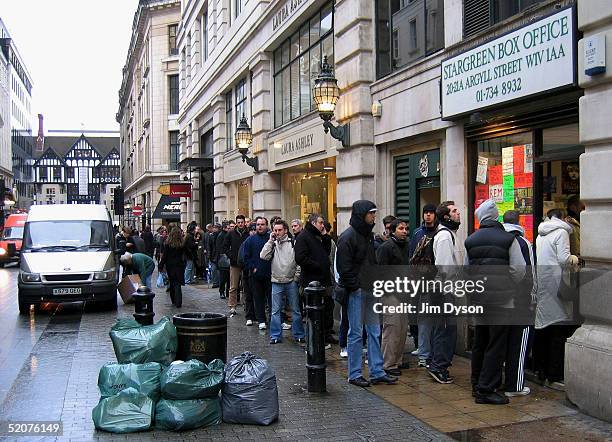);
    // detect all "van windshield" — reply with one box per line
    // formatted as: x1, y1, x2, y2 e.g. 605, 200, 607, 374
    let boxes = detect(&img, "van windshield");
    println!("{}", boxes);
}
23, 220, 110, 251
3, 227, 24, 240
